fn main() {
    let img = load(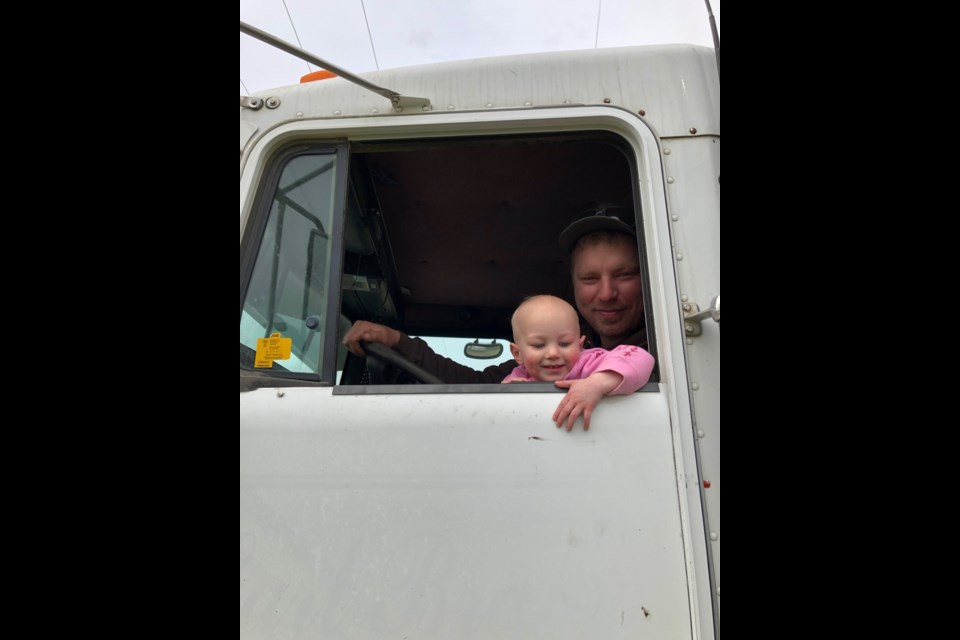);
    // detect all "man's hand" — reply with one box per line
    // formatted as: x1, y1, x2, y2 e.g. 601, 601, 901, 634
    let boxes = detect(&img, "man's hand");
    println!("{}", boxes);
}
552, 371, 622, 431
342, 320, 402, 356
